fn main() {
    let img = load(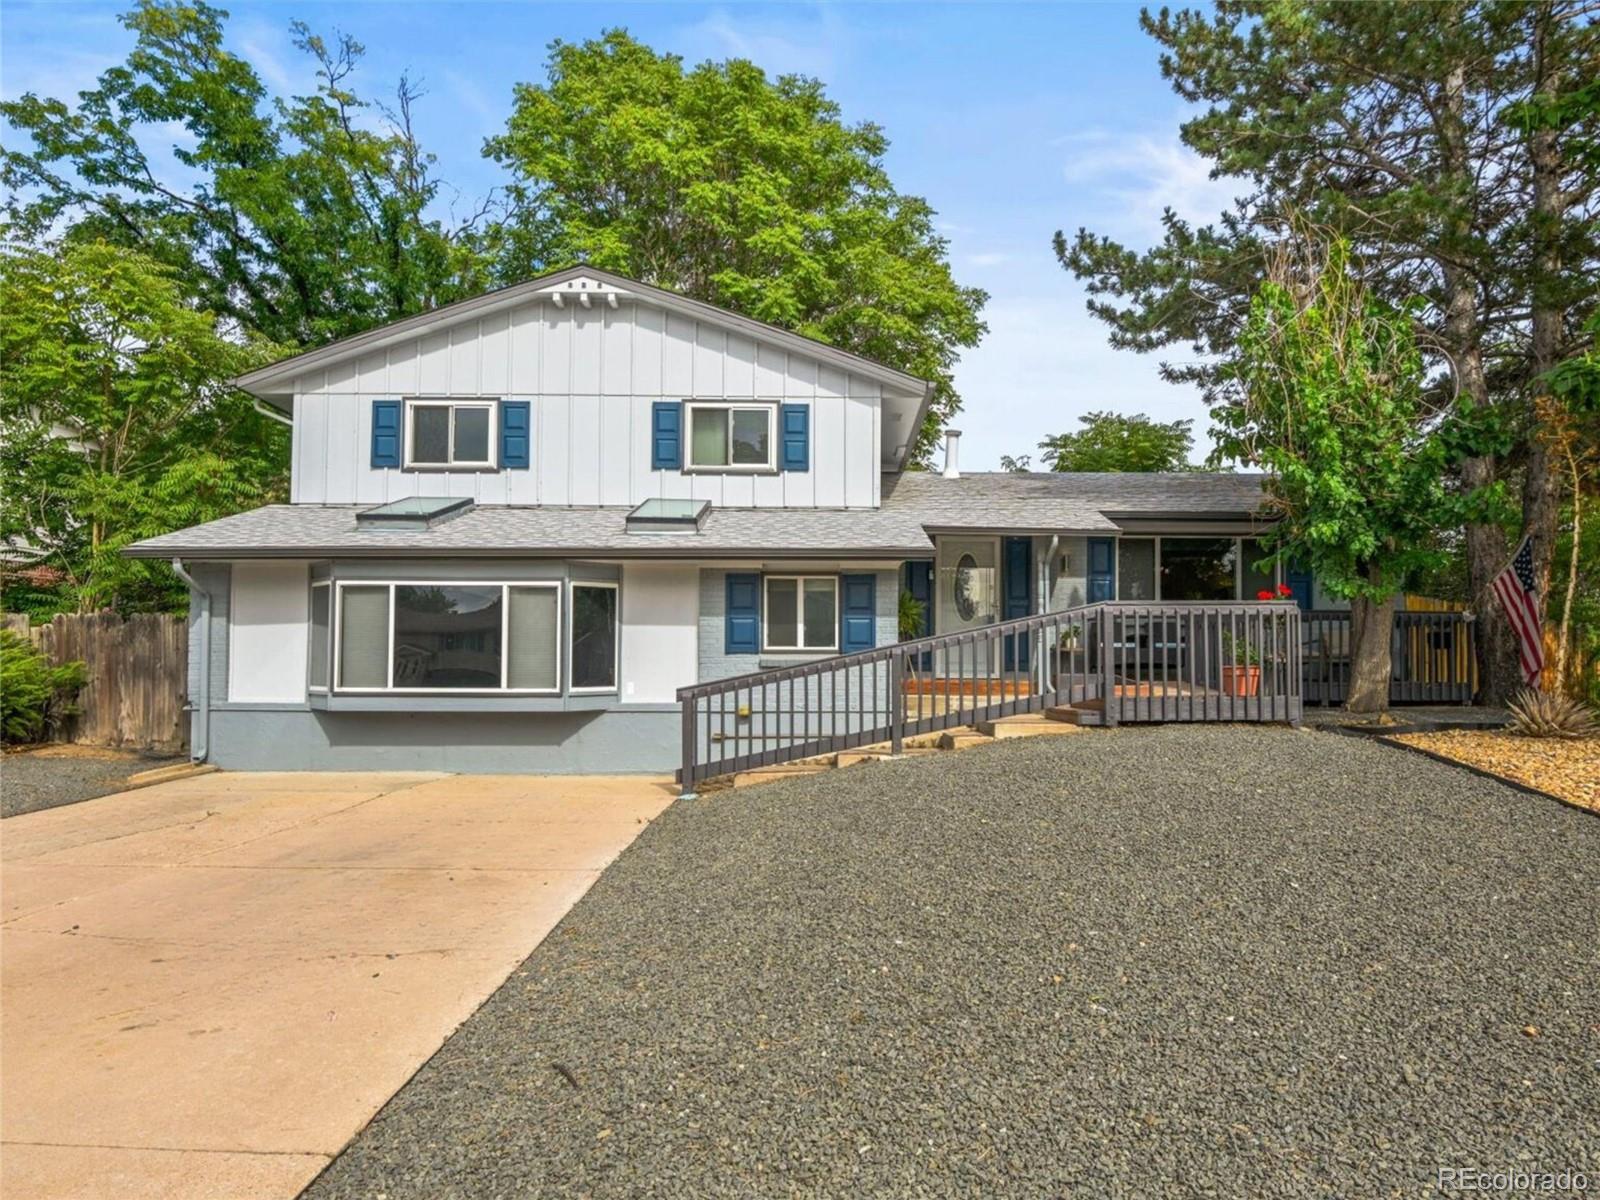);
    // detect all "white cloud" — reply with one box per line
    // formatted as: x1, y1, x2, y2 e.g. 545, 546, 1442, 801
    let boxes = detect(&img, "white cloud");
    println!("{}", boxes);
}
1056, 125, 1247, 245
677, 5, 851, 80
